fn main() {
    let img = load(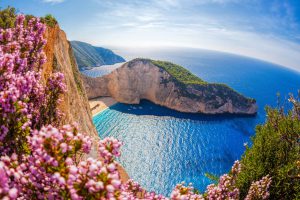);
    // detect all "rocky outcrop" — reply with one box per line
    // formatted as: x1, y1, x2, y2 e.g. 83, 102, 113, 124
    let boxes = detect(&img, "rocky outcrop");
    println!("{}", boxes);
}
43, 25, 97, 139
82, 59, 257, 115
